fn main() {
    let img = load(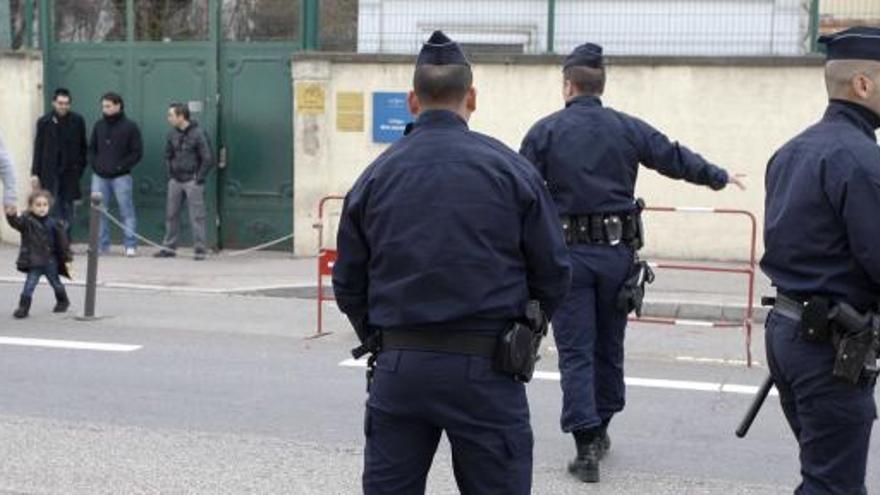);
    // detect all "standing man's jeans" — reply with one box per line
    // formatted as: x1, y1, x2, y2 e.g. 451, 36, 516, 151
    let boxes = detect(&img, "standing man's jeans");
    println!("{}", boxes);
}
22, 262, 66, 298
162, 179, 207, 252
48, 179, 74, 238
91, 174, 137, 251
